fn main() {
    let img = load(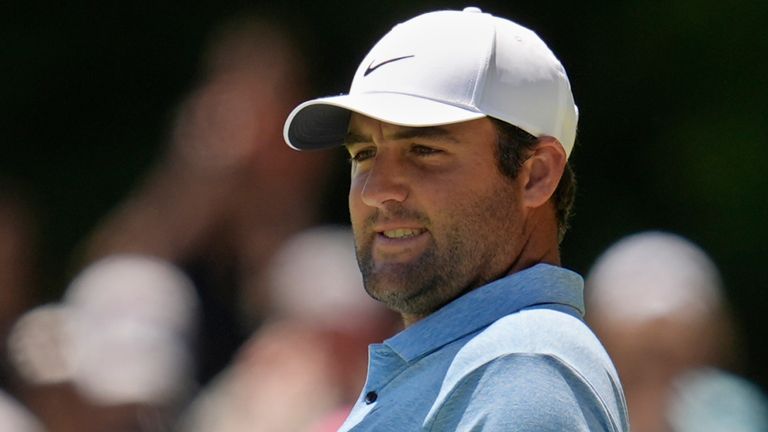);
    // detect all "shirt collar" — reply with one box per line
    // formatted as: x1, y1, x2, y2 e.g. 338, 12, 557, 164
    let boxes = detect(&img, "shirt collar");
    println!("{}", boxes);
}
384, 263, 584, 362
